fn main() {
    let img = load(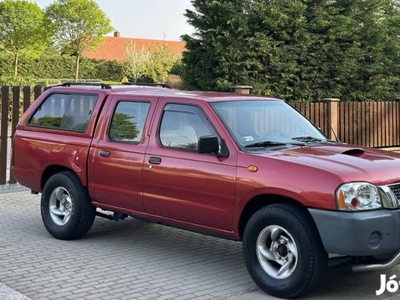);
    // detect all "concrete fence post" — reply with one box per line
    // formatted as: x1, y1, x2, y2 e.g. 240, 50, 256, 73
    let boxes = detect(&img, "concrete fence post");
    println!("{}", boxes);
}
322, 98, 340, 141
